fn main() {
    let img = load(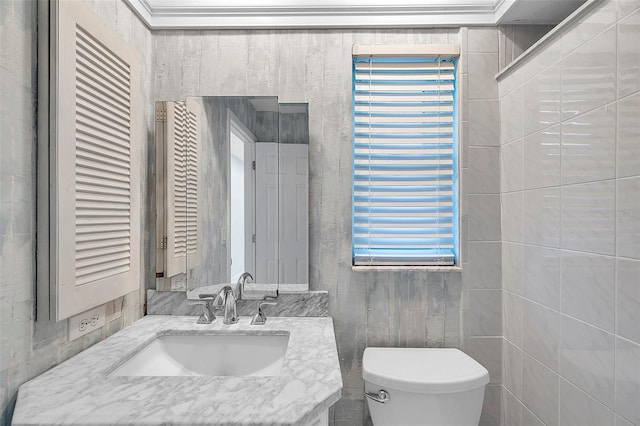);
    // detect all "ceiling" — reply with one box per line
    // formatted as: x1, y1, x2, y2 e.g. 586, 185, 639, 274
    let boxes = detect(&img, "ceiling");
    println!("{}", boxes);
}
124, 0, 588, 29
498, 0, 587, 23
